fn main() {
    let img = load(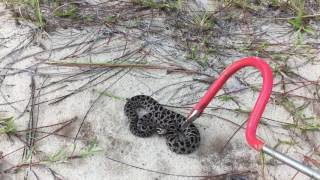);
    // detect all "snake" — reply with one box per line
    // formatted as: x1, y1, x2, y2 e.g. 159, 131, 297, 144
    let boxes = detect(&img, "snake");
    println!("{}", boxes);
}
124, 95, 200, 154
